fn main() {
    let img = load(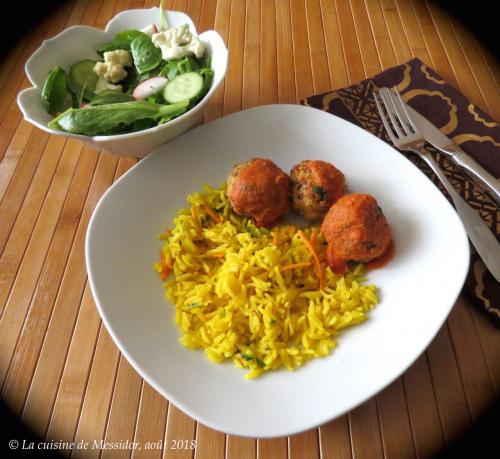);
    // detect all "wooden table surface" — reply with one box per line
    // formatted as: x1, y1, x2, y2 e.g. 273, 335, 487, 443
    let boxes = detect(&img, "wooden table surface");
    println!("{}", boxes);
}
1, 0, 499, 457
